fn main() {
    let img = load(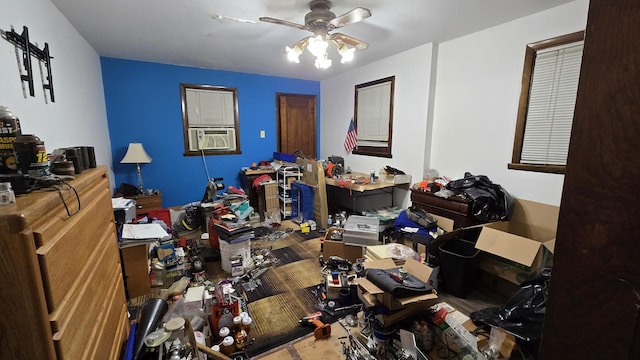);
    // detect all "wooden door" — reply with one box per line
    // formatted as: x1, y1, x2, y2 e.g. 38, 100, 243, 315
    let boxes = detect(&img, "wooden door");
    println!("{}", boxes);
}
277, 93, 317, 159
539, 0, 640, 358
